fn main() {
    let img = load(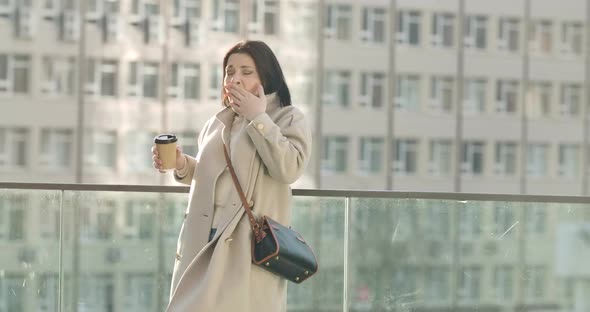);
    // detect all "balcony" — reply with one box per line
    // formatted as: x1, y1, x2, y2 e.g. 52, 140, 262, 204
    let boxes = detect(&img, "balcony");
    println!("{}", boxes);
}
0, 183, 589, 311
